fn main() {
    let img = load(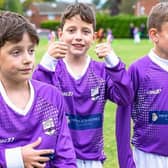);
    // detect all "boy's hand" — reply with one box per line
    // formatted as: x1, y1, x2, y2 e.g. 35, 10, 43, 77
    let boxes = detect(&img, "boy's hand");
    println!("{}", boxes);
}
95, 38, 114, 59
21, 137, 54, 168
48, 35, 69, 59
